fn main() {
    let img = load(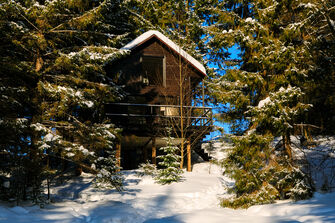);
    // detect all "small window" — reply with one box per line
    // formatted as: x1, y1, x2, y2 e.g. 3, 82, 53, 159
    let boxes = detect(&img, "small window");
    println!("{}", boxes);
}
141, 55, 166, 87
